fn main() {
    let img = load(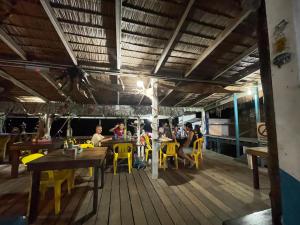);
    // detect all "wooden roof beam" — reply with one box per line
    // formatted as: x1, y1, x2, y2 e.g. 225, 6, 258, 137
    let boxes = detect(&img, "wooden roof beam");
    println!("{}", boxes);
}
0, 69, 48, 102
0, 28, 27, 60
184, 9, 253, 78
212, 43, 257, 80
153, 0, 195, 74
40, 0, 100, 104
40, 0, 77, 65
159, 7, 253, 105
